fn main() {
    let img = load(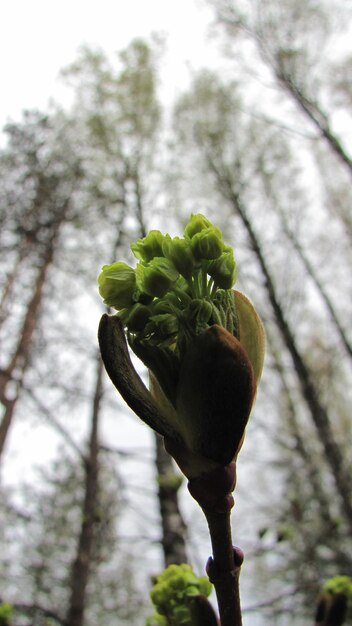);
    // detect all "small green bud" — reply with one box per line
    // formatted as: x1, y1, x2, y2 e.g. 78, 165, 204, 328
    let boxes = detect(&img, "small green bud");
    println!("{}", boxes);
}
162, 235, 195, 278
184, 213, 221, 240
184, 585, 201, 598
131, 230, 165, 262
138, 258, 179, 298
98, 262, 136, 309
125, 303, 151, 331
324, 576, 352, 604
150, 313, 179, 337
187, 299, 213, 325
145, 615, 167, 626
198, 577, 212, 597
208, 249, 237, 289
173, 605, 191, 624
190, 228, 224, 260
147, 563, 213, 626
